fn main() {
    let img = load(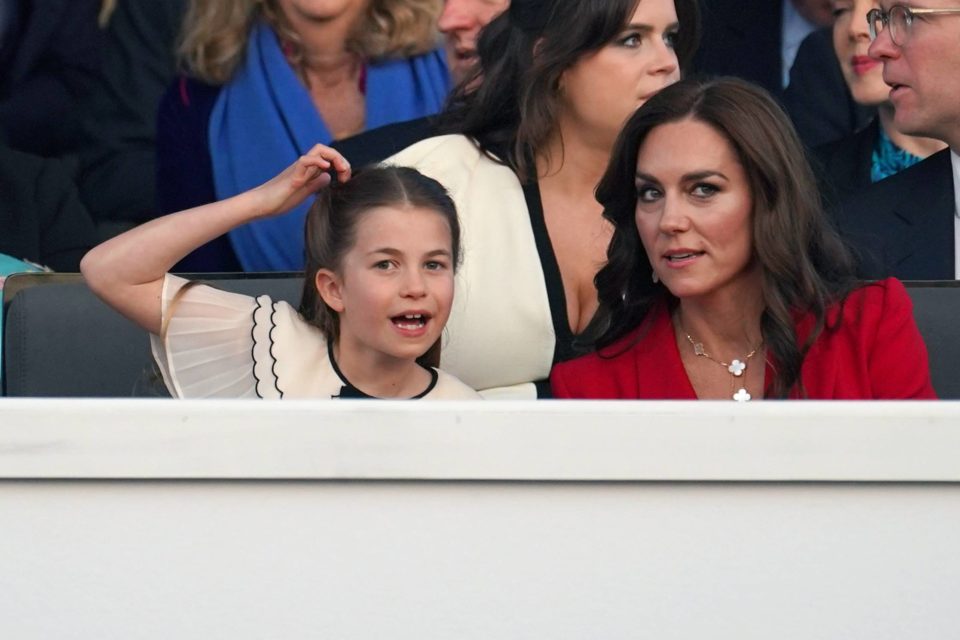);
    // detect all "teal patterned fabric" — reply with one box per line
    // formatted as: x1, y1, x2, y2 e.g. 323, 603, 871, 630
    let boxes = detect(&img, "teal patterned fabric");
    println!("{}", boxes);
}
871, 126, 923, 183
